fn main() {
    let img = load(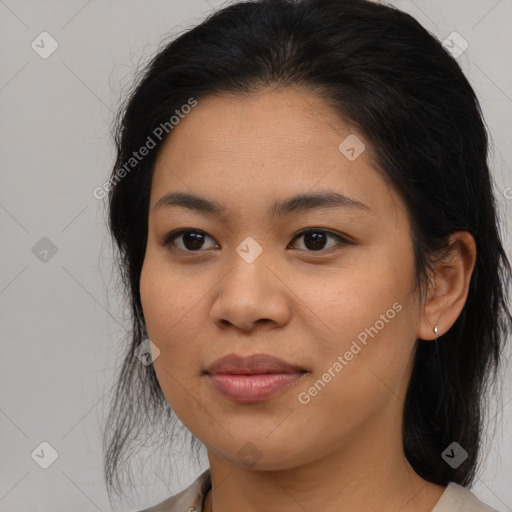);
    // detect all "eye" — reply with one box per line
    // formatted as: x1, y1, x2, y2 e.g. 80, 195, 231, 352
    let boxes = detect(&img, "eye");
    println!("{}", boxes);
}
163, 228, 350, 254
288, 228, 349, 252
164, 229, 219, 252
